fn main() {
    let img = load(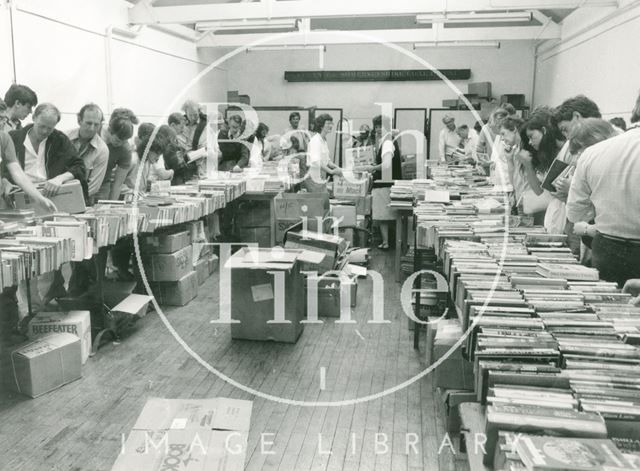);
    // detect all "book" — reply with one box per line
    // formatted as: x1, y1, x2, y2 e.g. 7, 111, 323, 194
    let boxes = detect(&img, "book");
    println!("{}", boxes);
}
515, 435, 630, 470
541, 158, 570, 192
